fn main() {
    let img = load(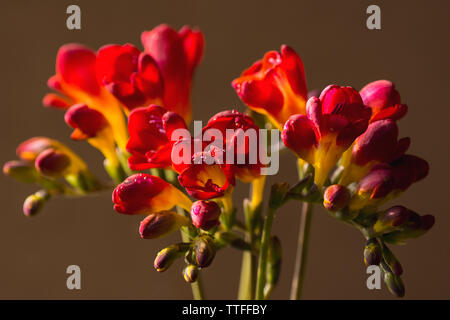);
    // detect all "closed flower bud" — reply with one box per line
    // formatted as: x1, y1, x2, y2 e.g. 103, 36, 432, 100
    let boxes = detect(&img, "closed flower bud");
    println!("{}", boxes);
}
3, 160, 39, 183
35, 148, 71, 177
190, 200, 221, 230
139, 211, 189, 239
154, 243, 190, 272
381, 243, 403, 276
23, 190, 50, 217
382, 211, 435, 245
384, 271, 405, 298
183, 264, 199, 283
64, 104, 109, 140
16, 137, 54, 162
193, 235, 216, 268
323, 185, 350, 212
373, 206, 410, 234
349, 165, 395, 211
359, 80, 408, 123
113, 173, 192, 215
363, 238, 382, 266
